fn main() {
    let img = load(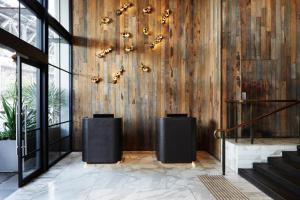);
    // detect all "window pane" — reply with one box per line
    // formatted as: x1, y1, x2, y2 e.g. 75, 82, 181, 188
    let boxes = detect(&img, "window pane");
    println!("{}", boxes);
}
49, 27, 60, 67
60, 0, 69, 31
49, 142, 60, 164
49, 125, 60, 144
22, 63, 41, 130
60, 71, 69, 122
60, 38, 69, 71
60, 122, 69, 138
60, 137, 70, 155
26, 129, 41, 155
23, 150, 41, 178
0, 0, 19, 37
48, 65, 60, 125
20, 3, 41, 49
48, 0, 59, 22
